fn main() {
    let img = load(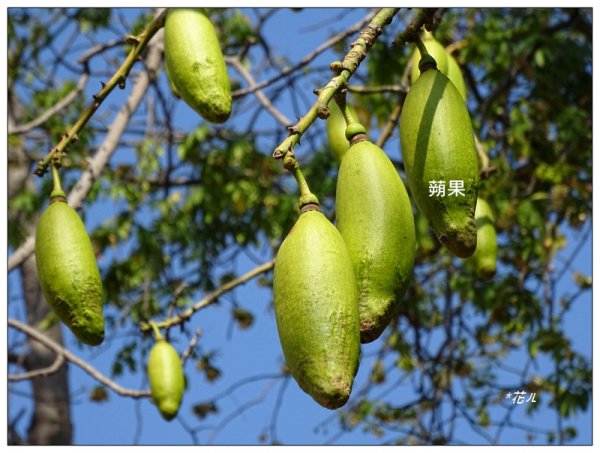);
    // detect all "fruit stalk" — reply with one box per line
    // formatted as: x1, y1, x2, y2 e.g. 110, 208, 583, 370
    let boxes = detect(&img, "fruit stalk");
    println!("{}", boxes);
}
283, 152, 319, 208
